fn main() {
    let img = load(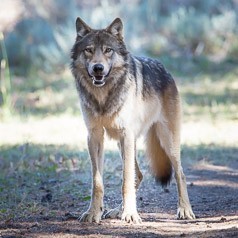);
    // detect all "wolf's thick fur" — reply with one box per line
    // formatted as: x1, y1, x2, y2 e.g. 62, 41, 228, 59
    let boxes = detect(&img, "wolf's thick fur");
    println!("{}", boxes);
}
71, 17, 195, 223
